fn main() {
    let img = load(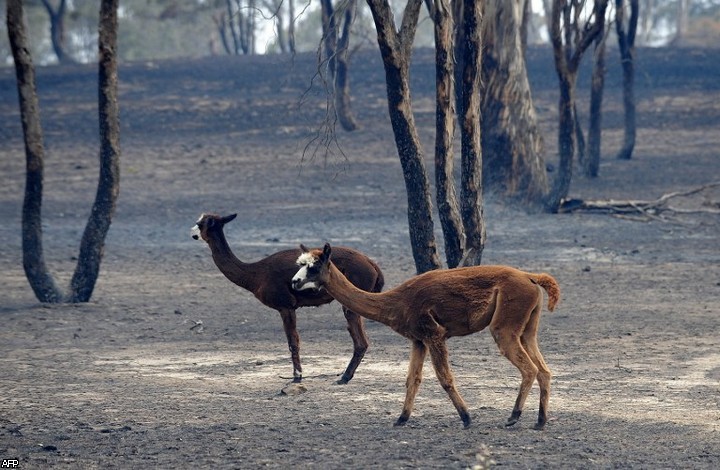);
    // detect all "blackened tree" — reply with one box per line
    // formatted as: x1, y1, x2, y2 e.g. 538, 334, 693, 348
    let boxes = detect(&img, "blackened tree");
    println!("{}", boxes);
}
7, 0, 121, 303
